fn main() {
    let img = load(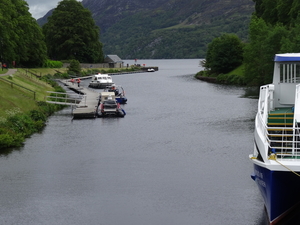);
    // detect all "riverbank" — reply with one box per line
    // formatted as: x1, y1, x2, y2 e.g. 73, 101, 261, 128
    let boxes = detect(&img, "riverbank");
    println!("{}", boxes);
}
195, 75, 217, 83
0, 69, 65, 149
